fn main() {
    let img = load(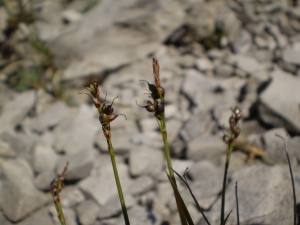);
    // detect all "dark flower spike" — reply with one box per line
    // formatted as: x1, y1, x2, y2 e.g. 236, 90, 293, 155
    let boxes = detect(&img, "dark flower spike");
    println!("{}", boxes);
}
139, 79, 160, 99
78, 92, 101, 108
87, 79, 100, 98
135, 100, 155, 112
153, 57, 161, 89
102, 96, 118, 115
